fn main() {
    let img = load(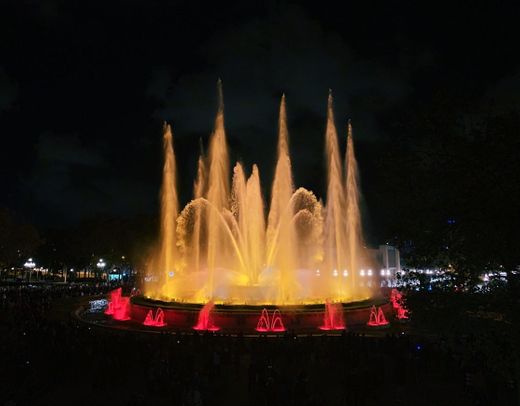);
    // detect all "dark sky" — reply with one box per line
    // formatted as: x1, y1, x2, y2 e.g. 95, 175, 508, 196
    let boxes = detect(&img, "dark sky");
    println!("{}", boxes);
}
1, 1, 519, 237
